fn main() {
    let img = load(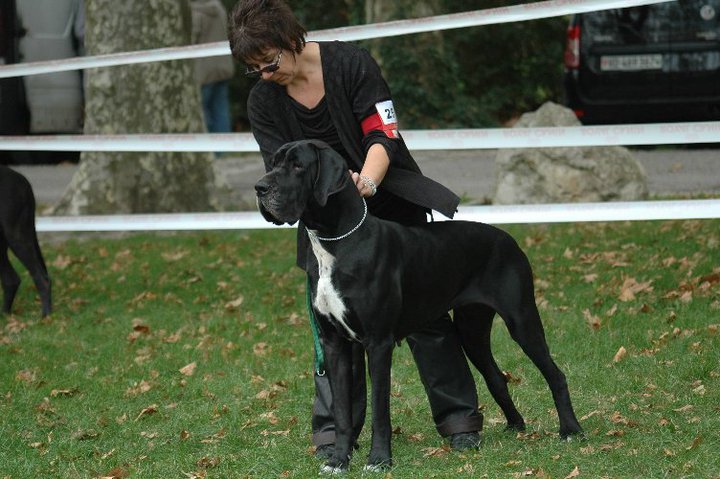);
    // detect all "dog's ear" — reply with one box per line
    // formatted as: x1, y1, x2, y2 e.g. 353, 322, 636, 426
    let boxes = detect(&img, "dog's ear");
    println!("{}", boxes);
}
306, 140, 348, 207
